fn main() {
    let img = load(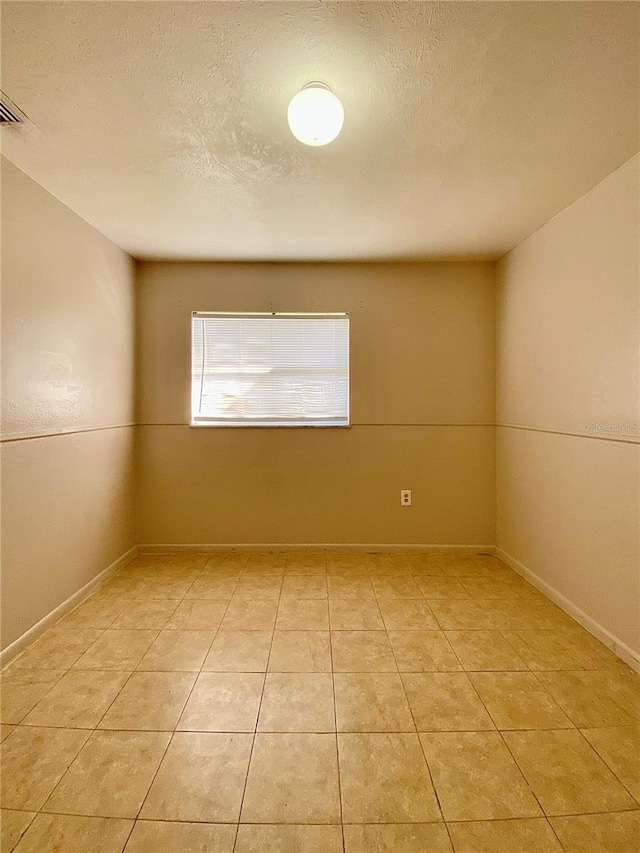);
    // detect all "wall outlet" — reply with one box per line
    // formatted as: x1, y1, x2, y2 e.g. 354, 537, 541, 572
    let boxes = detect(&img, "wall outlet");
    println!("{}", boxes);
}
401, 489, 412, 507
